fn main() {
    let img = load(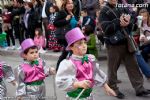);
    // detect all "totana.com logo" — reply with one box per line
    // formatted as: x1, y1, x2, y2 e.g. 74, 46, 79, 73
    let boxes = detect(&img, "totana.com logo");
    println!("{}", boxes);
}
116, 3, 149, 8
